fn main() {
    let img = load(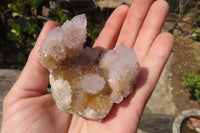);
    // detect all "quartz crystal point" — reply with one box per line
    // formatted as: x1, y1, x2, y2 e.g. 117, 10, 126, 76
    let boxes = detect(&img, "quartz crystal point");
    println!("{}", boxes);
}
40, 14, 140, 121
